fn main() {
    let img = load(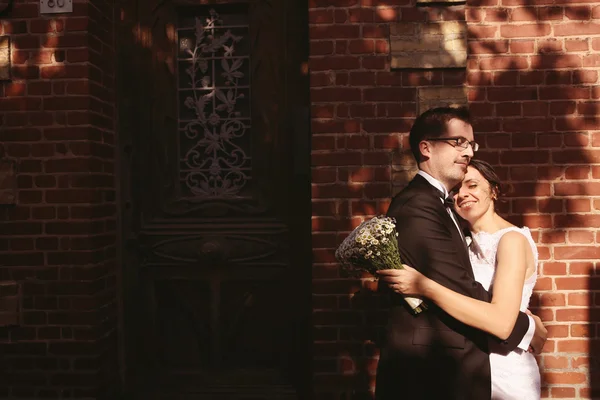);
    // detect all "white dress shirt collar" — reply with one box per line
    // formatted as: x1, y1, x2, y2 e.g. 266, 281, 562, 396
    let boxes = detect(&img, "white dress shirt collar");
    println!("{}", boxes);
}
417, 170, 449, 198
